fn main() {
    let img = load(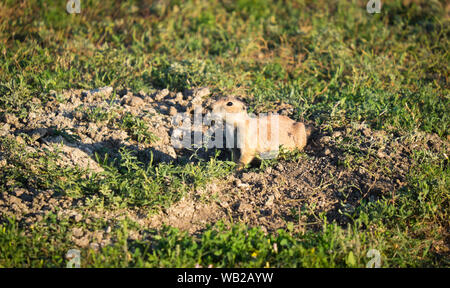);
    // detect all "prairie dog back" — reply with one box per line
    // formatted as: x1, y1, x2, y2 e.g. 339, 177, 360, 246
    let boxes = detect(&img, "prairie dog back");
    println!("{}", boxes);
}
211, 97, 309, 169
